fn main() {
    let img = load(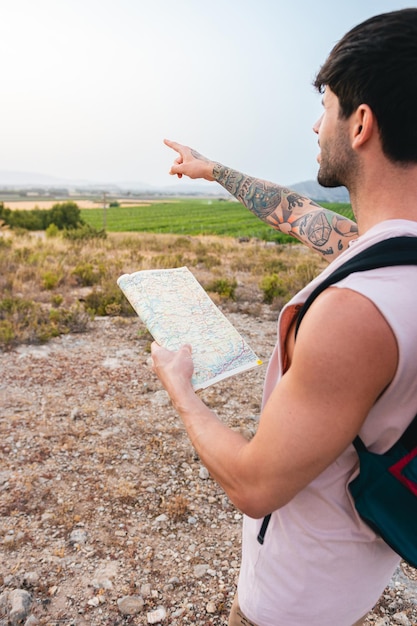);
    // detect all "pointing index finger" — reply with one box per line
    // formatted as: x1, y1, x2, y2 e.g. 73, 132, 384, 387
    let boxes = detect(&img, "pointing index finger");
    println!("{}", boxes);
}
164, 138, 183, 153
